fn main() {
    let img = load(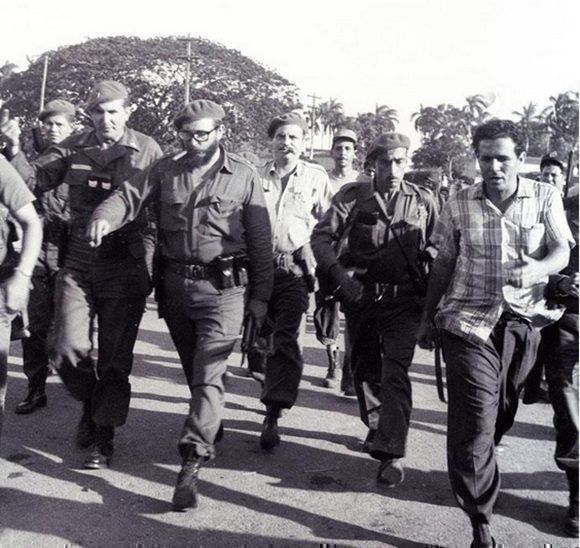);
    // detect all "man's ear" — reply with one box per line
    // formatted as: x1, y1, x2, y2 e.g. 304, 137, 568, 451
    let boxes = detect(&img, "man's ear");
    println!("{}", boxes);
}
518, 150, 527, 165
